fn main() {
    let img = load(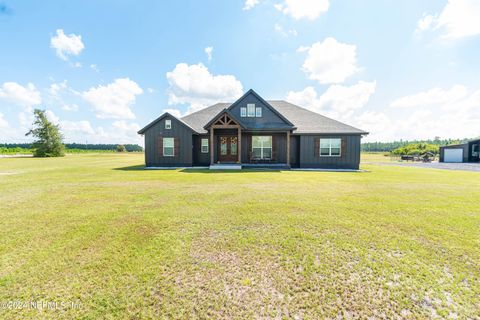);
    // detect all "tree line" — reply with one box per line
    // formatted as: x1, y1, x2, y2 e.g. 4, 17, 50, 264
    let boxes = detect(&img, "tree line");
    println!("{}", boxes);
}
1, 143, 143, 152
3, 109, 142, 157
361, 138, 472, 152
